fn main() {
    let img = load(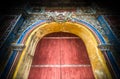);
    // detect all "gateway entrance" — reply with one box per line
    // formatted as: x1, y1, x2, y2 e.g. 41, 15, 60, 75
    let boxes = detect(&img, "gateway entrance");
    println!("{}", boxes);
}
28, 32, 95, 79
